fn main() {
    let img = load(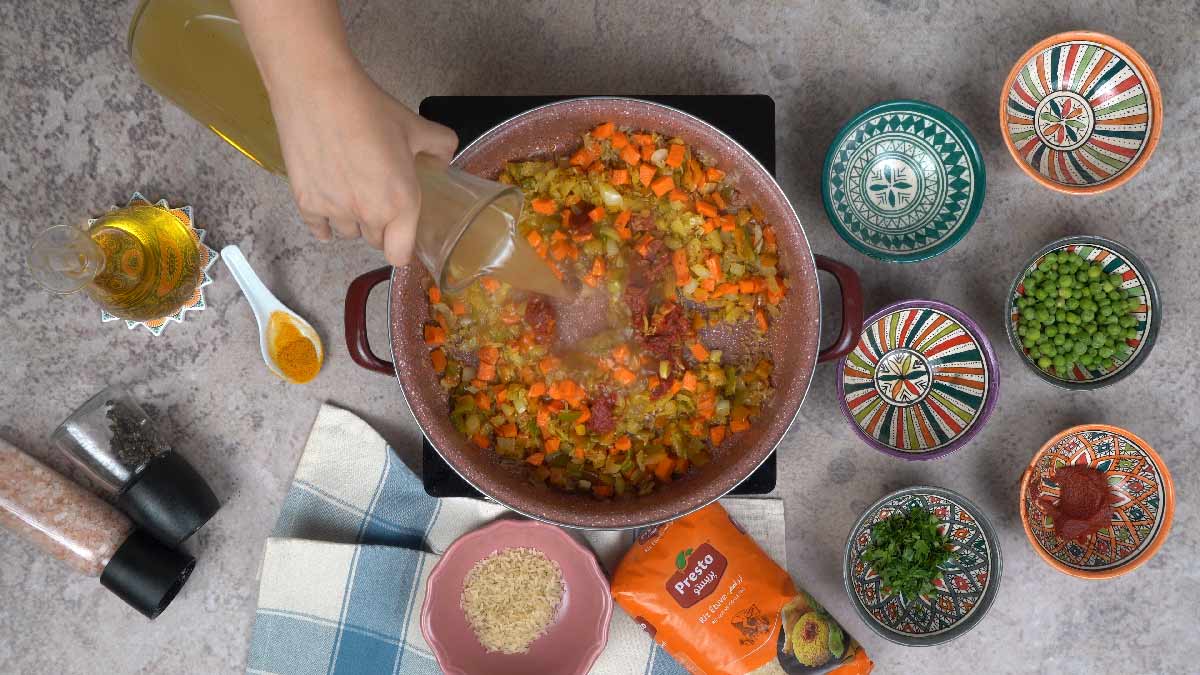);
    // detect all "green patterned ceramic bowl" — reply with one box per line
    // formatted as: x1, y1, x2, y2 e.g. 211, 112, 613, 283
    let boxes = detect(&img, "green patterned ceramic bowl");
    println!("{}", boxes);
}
1005, 235, 1160, 390
822, 100, 986, 263
843, 486, 1002, 647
